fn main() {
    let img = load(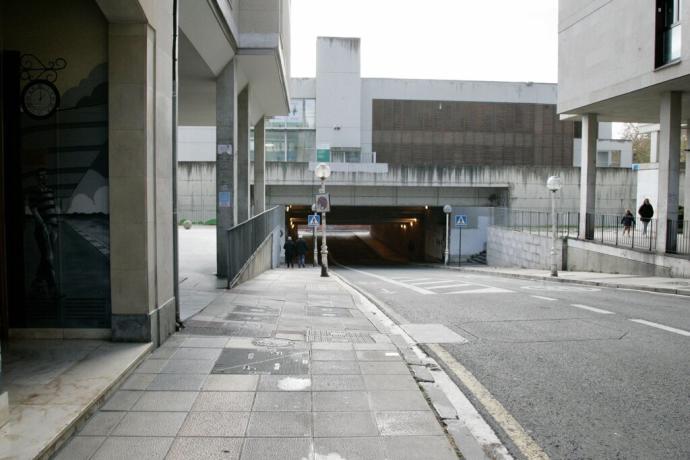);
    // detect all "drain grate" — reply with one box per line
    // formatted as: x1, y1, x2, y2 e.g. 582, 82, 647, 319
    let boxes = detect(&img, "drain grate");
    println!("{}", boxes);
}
307, 329, 375, 343
212, 348, 309, 375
